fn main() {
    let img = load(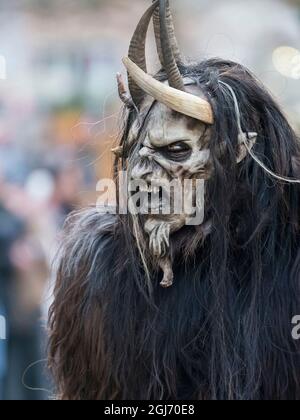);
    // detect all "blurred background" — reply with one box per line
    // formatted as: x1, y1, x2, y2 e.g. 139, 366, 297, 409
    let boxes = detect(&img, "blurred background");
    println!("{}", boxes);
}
0, 0, 299, 400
